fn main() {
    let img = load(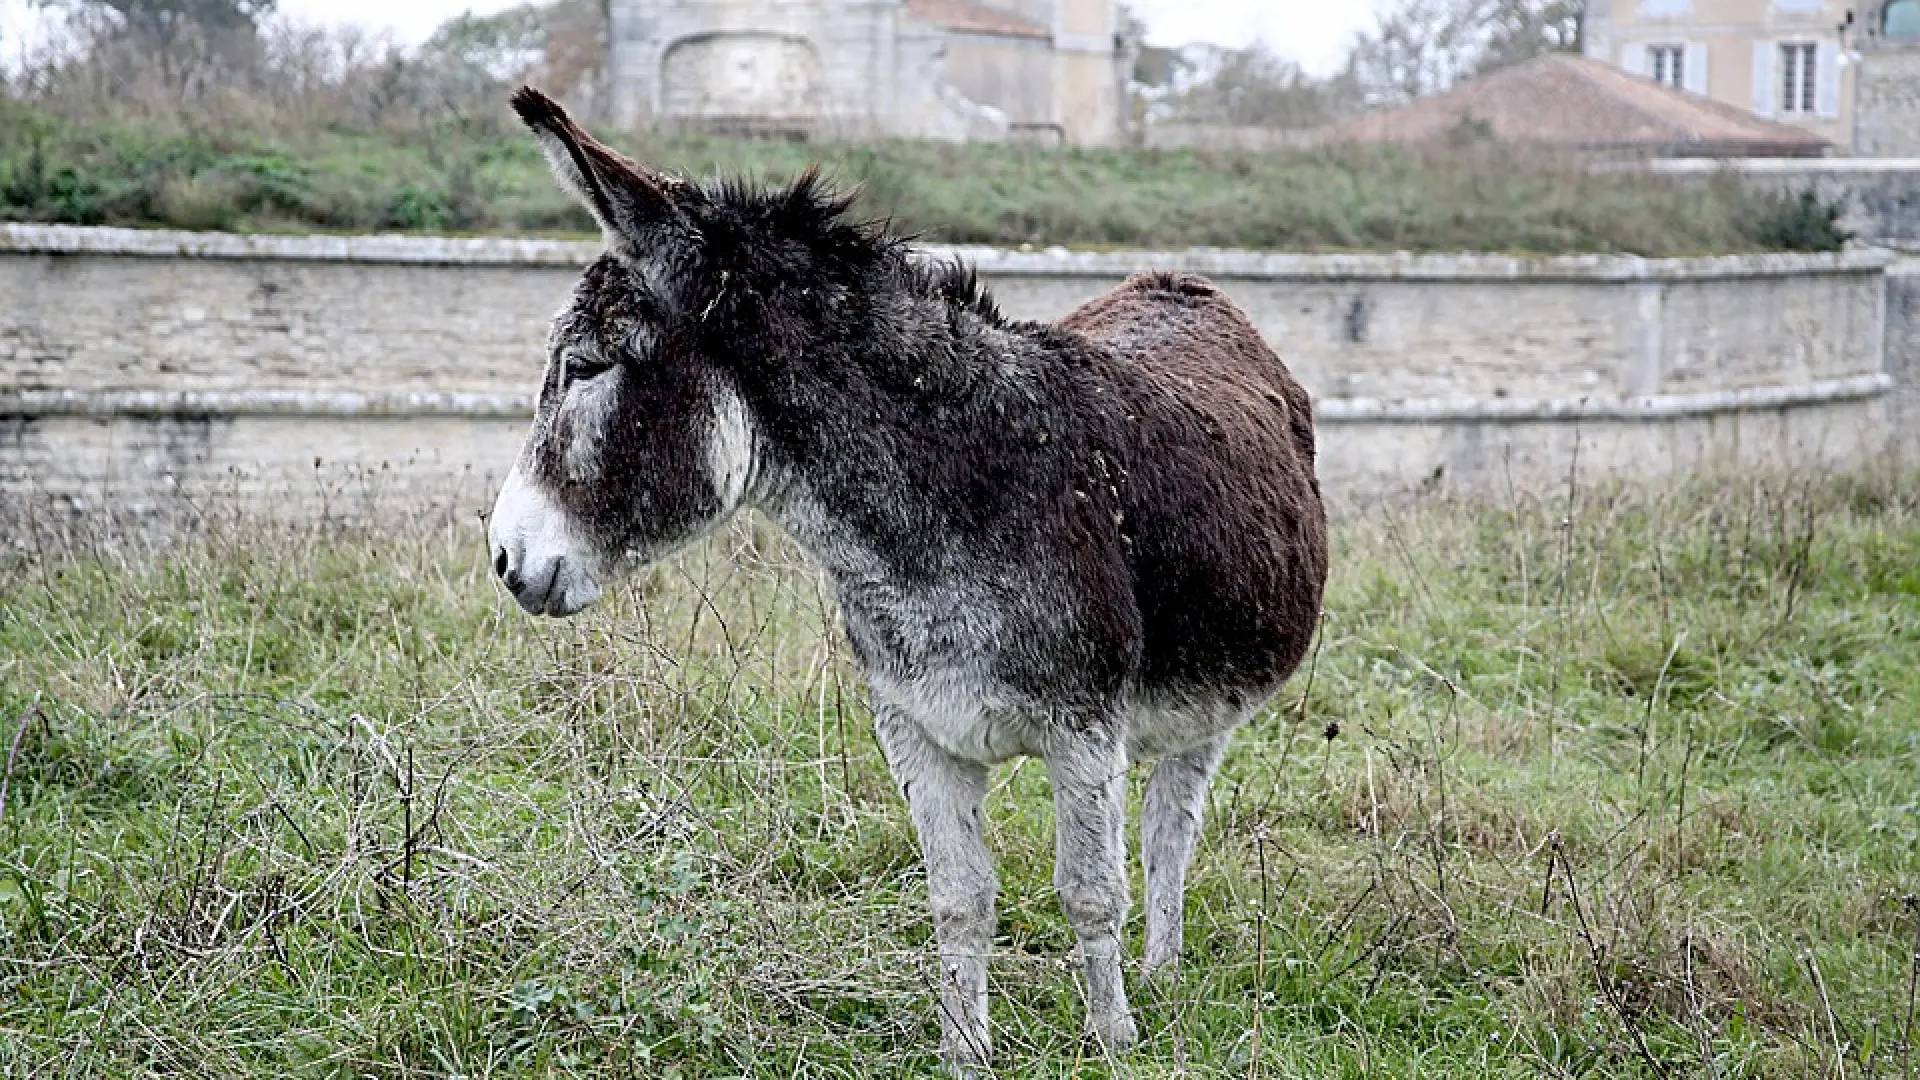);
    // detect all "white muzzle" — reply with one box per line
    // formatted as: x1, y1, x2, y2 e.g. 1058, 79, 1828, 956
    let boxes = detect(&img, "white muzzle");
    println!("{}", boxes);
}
487, 465, 603, 617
